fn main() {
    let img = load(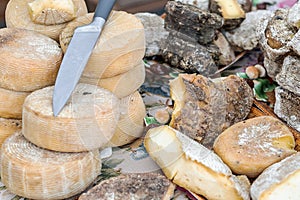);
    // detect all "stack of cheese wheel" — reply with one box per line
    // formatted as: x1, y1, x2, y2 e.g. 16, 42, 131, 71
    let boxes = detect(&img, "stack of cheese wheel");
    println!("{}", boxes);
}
60, 10, 146, 147
0, 27, 62, 147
